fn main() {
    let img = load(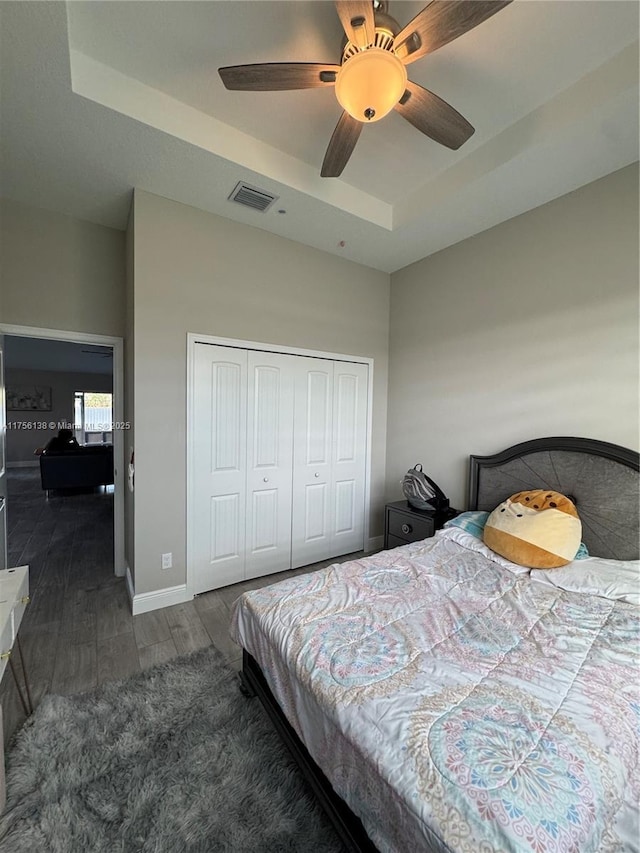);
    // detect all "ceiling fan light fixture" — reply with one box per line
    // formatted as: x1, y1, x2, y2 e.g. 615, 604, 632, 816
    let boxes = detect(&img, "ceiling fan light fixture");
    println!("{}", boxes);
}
335, 48, 407, 123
